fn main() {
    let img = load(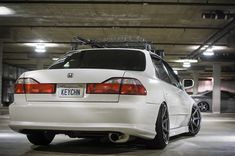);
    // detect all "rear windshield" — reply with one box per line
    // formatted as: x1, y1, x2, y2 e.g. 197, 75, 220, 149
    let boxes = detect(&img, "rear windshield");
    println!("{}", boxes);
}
49, 50, 146, 71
